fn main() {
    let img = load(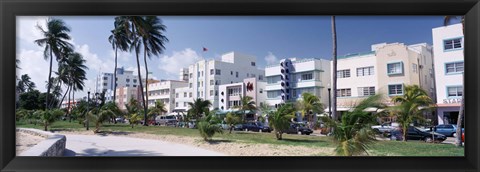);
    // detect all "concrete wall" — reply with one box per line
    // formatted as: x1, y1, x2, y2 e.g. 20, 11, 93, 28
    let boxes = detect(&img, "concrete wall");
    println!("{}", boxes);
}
17, 128, 66, 156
